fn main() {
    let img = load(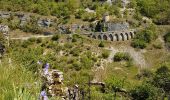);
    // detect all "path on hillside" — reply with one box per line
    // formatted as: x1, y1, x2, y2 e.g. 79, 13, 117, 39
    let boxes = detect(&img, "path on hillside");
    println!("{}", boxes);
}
92, 45, 147, 82
105, 46, 147, 68
10, 35, 53, 40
